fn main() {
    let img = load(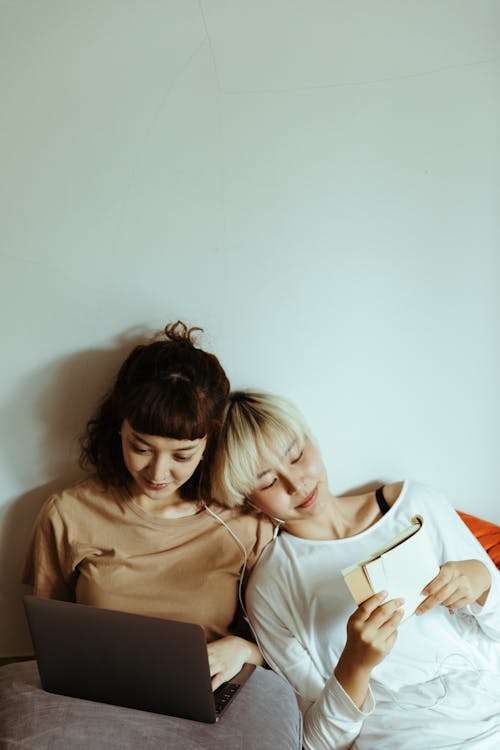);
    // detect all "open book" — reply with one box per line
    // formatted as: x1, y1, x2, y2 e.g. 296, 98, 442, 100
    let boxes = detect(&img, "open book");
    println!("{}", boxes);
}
341, 515, 440, 621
